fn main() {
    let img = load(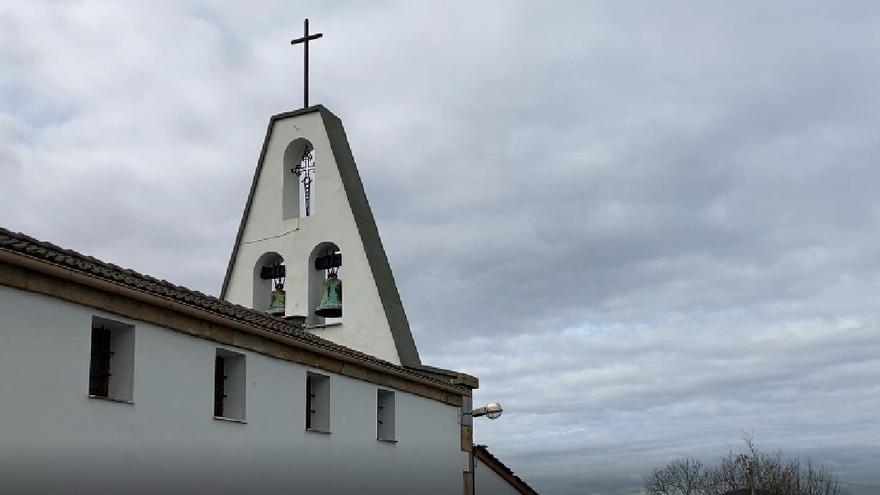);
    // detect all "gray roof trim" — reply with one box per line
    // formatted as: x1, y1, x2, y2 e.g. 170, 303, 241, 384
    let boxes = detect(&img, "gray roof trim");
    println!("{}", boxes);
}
410, 364, 479, 388
219, 105, 421, 366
